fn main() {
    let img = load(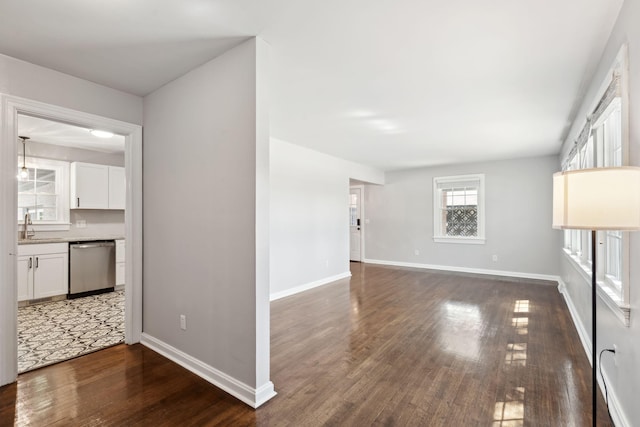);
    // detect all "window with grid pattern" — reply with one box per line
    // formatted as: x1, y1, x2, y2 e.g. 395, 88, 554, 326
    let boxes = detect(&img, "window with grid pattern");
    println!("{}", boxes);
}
433, 174, 485, 244
17, 157, 69, 226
